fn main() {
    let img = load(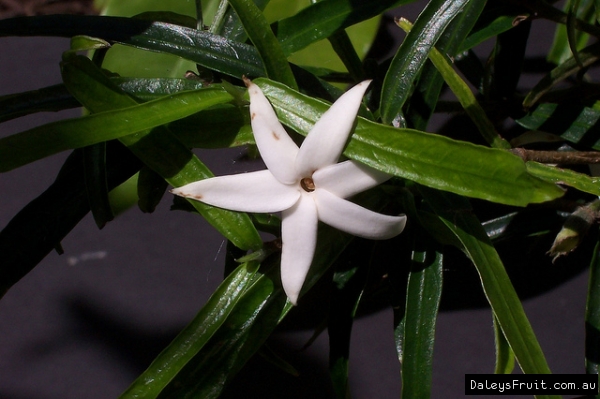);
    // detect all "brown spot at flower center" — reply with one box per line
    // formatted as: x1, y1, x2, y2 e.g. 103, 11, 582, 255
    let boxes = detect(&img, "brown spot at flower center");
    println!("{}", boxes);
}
300, 177, 315, 192
272, 131, 280, 140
